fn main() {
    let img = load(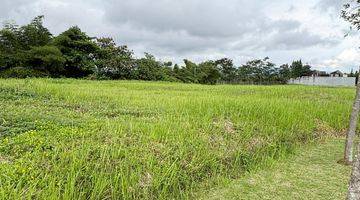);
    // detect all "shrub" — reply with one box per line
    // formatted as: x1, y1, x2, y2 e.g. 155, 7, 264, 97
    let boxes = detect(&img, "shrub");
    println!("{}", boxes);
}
0, 67, 49, 78
27, 46, 66, 77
